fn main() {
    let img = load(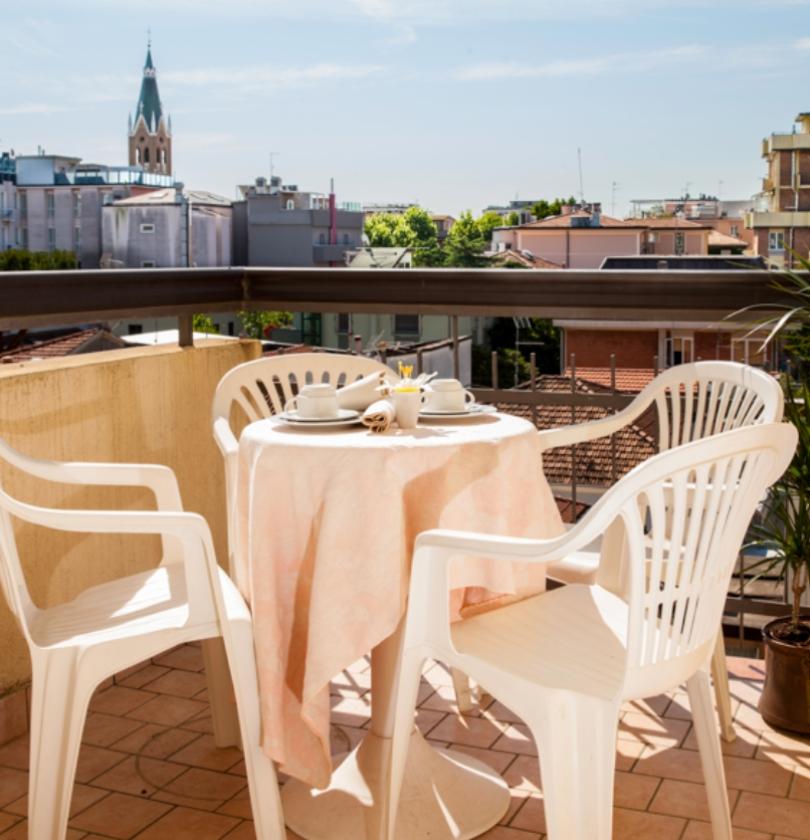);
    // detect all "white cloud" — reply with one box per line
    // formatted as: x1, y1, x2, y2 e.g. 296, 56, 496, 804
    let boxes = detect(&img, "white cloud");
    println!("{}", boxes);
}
0, 103, 69, 116
796, 37, 810, 49
455, 45, 704, 81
